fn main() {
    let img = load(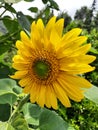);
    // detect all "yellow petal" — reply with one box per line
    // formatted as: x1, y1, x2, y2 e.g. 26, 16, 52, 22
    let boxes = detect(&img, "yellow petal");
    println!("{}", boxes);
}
60, 63, 95, 74
50, 28, 61, 50
12, 62, 30, 70
31, 21, 36, 33
45, 85, 58, 109
10, 70, 28, 79
36, 19, 44, 35
59, 55, 96, 65
77, 55, 96, 63
72, 44, 91, 56
19, 76, 33, 87
30, 83, 38, 103
63, 36, 87, 50
45, 85, 52, 108
57, 36, 87, 58
62, 28, 82, 41
23, 85, 32, 93
20, 31, 31, 46
12, 55, 24, 62
37, 85, 46, 107
55, 18, 64, 37
31, 22, 44, 50
16, 40, 28, 55
16, 40, 23, 49
53, 82, 71, 107
45, 16, 56, 39
57, 77, 84, 102
15, 40, 34, 57
60, 72, 92, 88
49, 85, 58, 109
